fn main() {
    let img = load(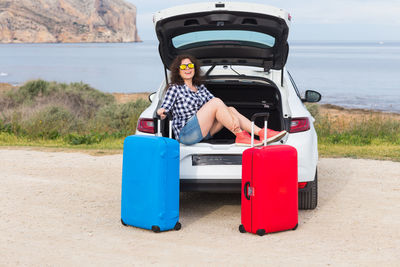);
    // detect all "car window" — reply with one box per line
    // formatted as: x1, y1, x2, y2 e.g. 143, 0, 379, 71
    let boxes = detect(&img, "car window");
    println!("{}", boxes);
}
287, 71, 302, 99
172, 30, 275, 49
